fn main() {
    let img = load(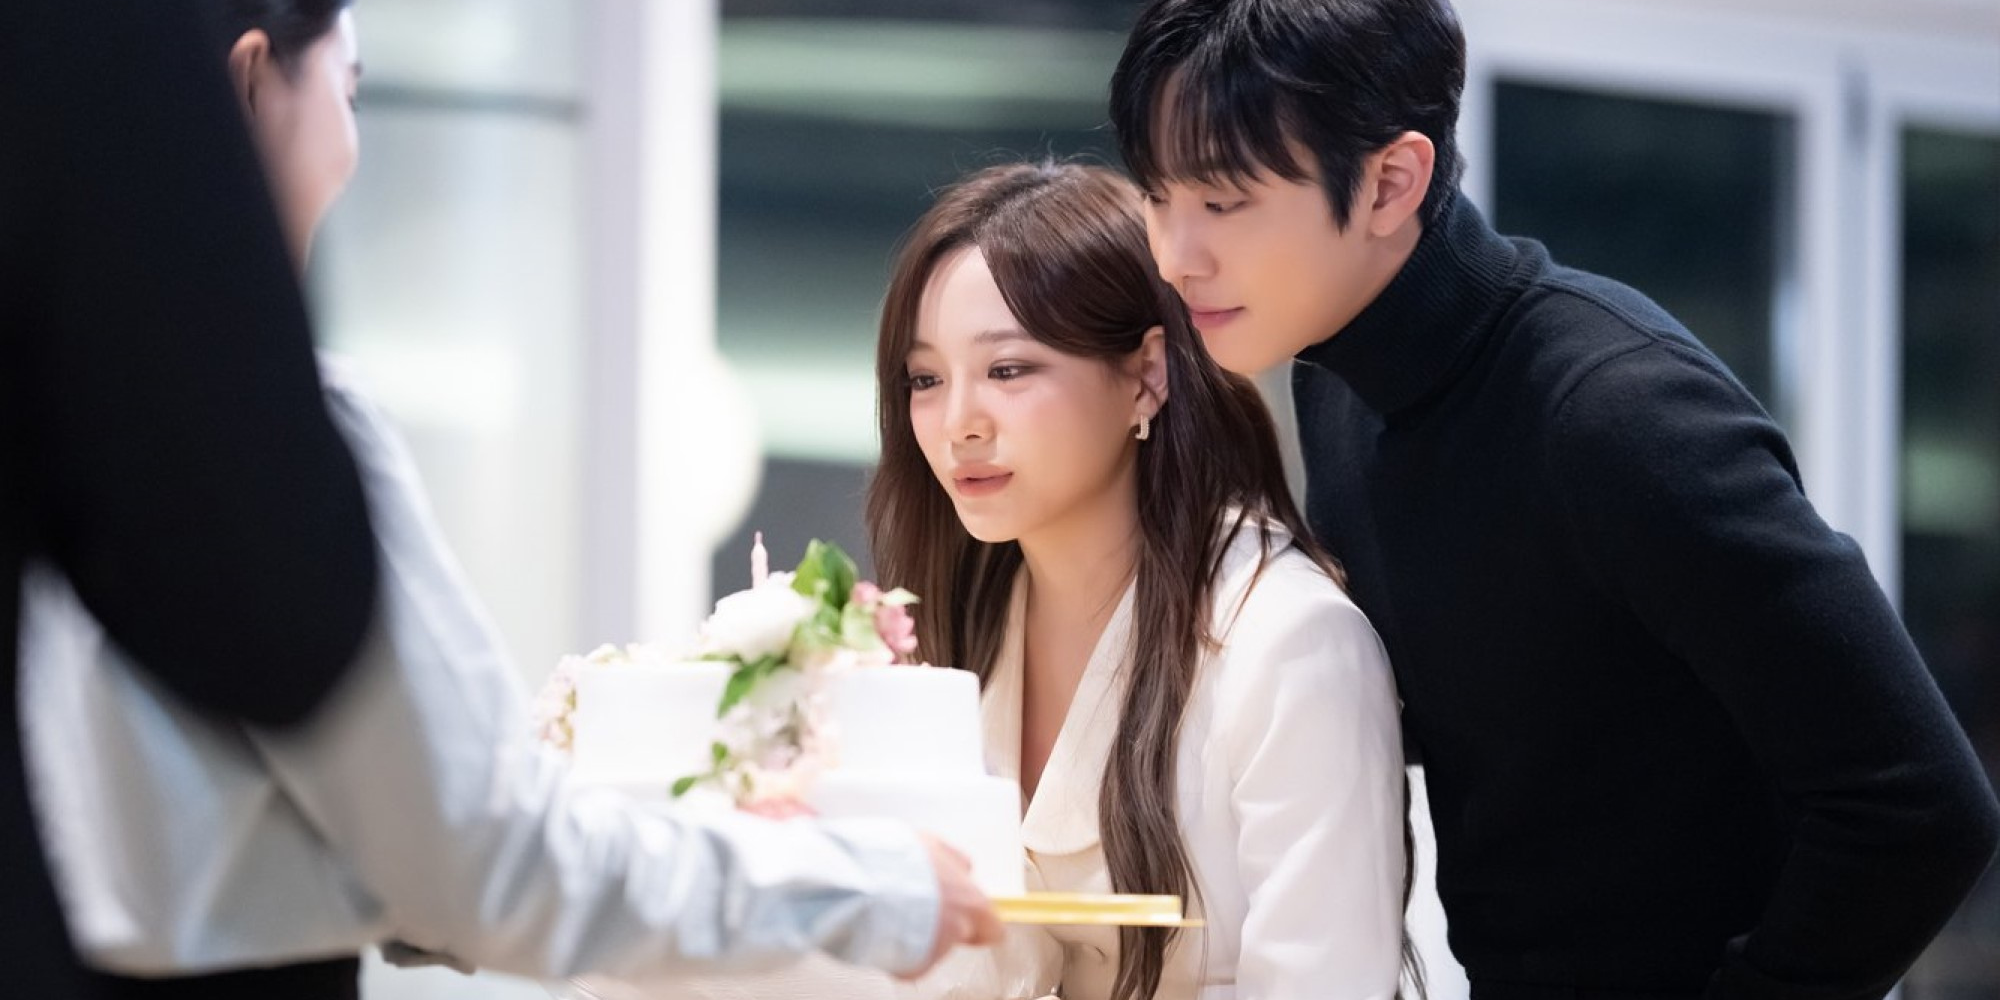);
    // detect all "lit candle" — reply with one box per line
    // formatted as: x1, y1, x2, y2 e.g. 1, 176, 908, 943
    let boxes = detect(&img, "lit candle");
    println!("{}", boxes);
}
751, 531, 769, 587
